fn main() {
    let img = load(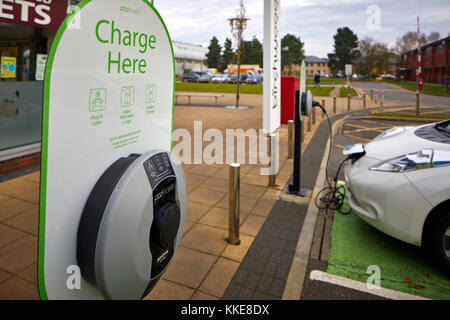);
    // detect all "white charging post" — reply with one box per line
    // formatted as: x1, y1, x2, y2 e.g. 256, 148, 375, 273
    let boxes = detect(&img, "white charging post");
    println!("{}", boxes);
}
38, 0, 181, 300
